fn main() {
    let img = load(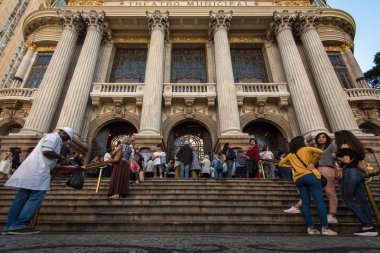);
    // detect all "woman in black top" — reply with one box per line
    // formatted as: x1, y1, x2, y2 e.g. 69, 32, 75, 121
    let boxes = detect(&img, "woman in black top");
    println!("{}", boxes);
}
334, 130, 377, 236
